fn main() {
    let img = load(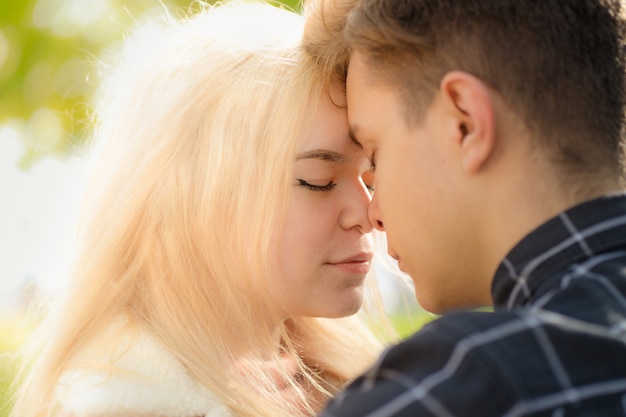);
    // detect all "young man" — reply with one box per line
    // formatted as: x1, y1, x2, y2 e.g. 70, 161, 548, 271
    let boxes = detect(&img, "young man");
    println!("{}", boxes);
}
304, 0, 626, 415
